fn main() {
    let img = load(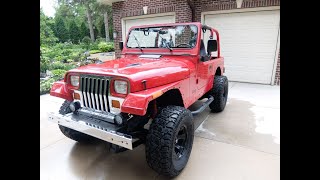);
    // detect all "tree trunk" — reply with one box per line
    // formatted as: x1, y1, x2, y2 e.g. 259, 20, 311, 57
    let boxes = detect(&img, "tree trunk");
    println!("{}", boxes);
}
85, 3, 95, 42
104, 12, 110, 42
